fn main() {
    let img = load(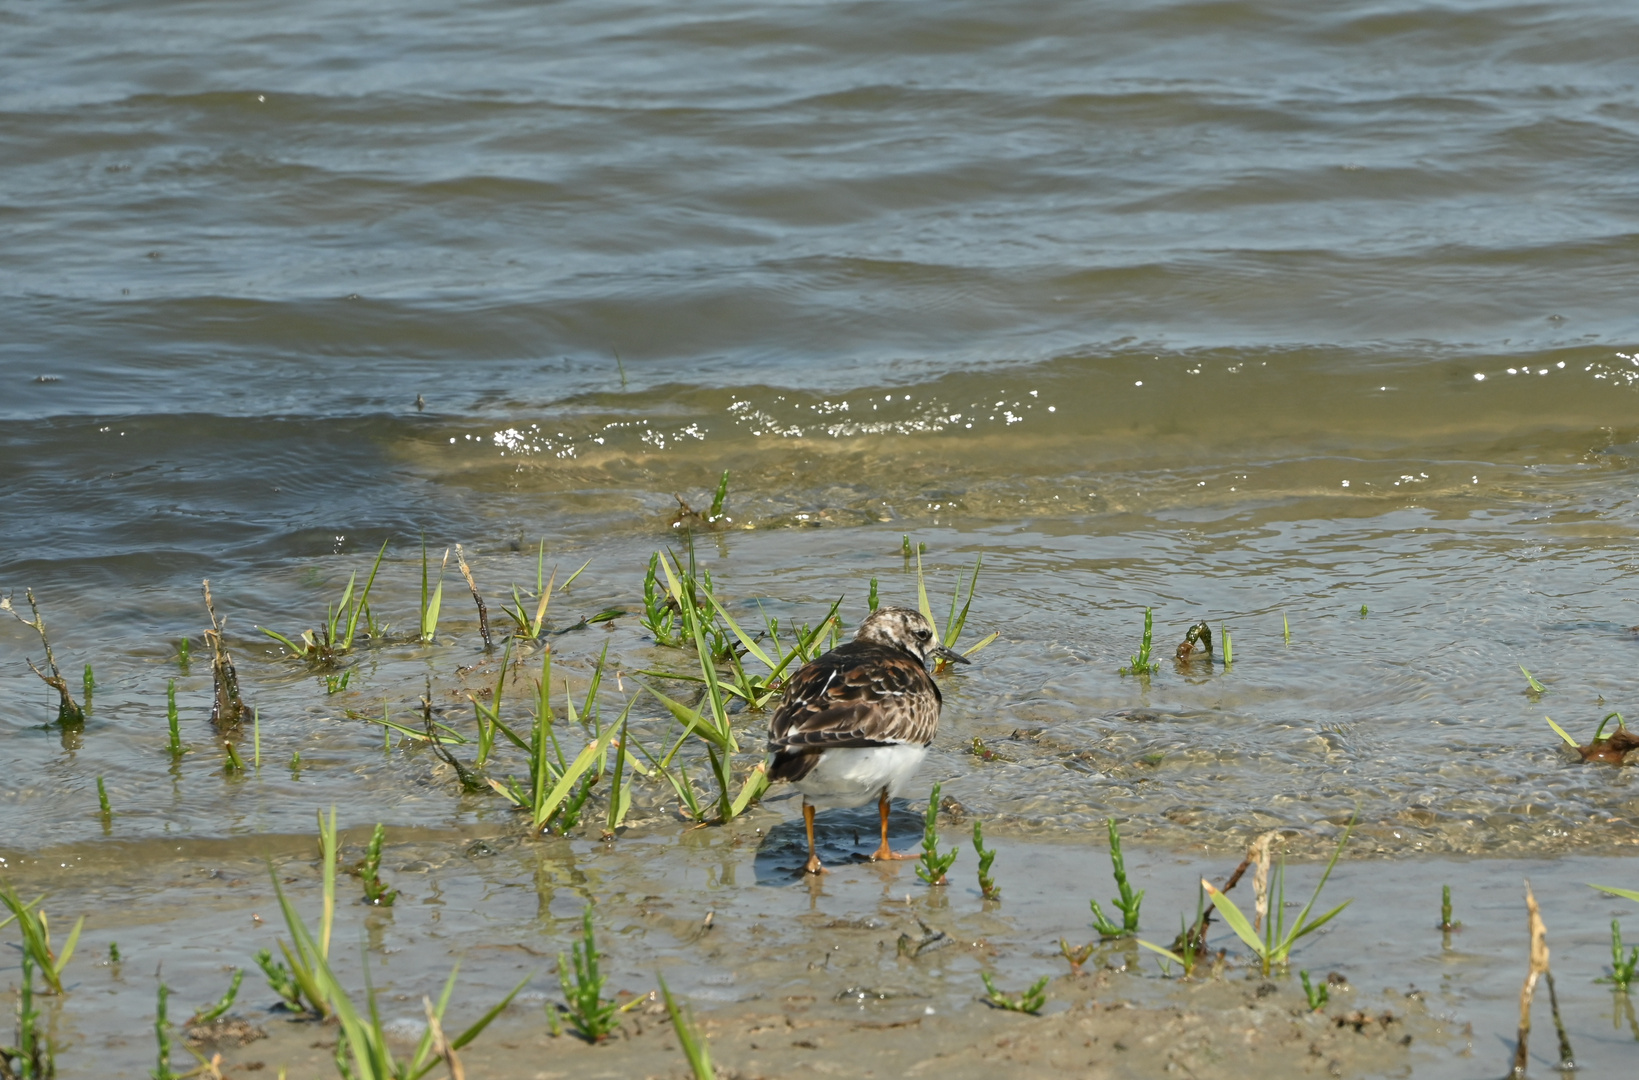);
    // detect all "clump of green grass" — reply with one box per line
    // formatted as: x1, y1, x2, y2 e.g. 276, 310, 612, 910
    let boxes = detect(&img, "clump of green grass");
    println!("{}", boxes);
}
1300, 970, 1329, 1011
979, 973, 1047, 1014
1202, 819, 1355, 976
255, 808, 339, 1018
0, 954, 54, 1079
259, 539, 388, 662
915, 784, 958, 886
3, 589, 84, 726
640, 553, 683, 647
559, 905, 619, 1042
1138, 885, 1210, 979
187, 969, 243, 1026
1089, 818, 1143, 938
973, 821, 1000, 900
323, 669, 352, 695
658, 975, 716, 1080
0, 885, 84, 995
911, 550, 999, 672
356, 824, 398, 907
1118, 608, 1160, 677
